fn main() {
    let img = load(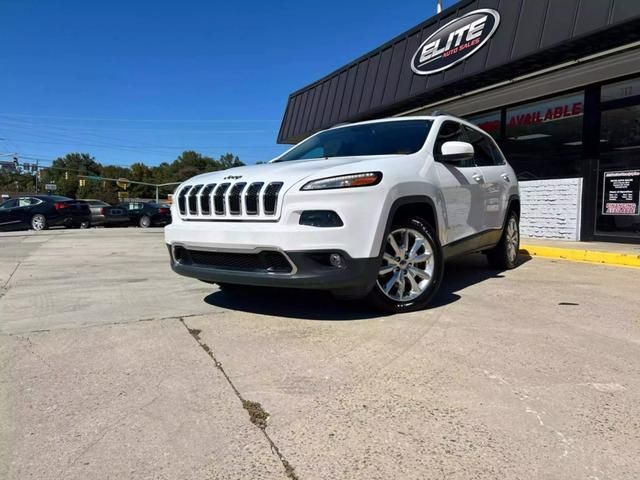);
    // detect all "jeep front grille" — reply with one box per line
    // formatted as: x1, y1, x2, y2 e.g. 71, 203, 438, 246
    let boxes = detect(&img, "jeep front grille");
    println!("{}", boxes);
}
228, 182, 246, 215
214, 183, 231, 215
177, 180, 285, 219
244, 182, 263, 215
188, 185, 203, 214
199, 184, 216, 215
263, 182, 283, 215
